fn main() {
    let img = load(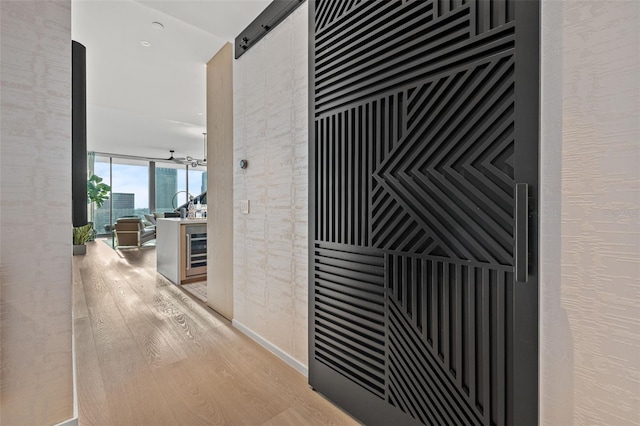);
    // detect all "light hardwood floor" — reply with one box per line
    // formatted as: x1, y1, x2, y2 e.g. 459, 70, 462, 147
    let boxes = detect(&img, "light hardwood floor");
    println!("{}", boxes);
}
73, 240, 358, 425
182, 281, 207, 303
